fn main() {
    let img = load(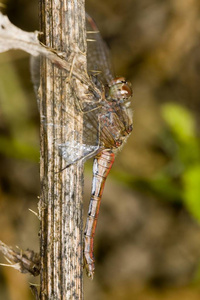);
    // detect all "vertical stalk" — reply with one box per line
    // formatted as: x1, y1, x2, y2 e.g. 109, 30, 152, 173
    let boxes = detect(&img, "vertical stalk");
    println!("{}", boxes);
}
39, 1, 86, 299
